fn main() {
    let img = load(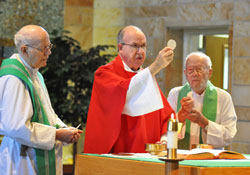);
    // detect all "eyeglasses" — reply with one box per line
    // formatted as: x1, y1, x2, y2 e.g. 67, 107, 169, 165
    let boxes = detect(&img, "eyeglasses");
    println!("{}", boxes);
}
26, 43, 53, 54
186, 66, 209, 74
121, 43, 147, 51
